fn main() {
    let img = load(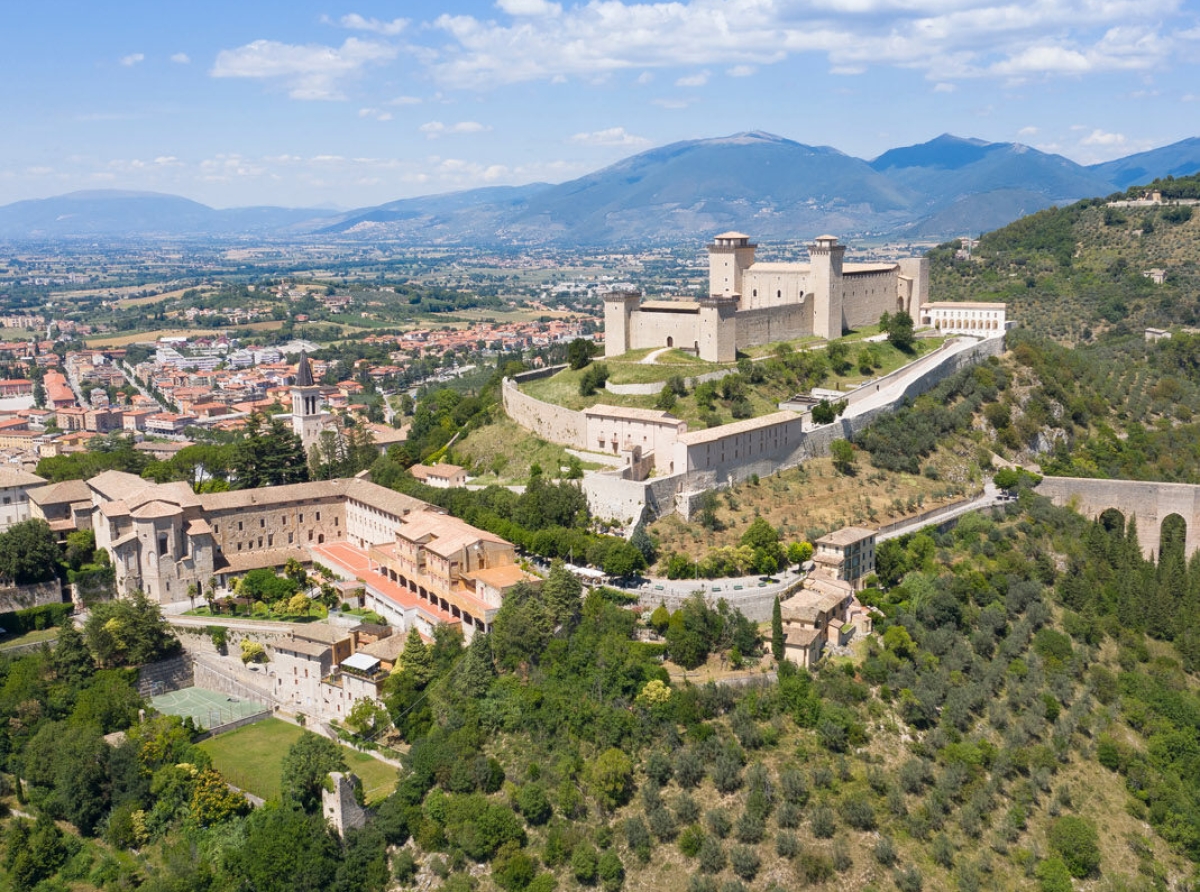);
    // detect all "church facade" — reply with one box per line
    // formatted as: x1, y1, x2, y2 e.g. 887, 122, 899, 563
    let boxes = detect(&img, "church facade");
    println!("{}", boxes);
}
604, 233, 929, 362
